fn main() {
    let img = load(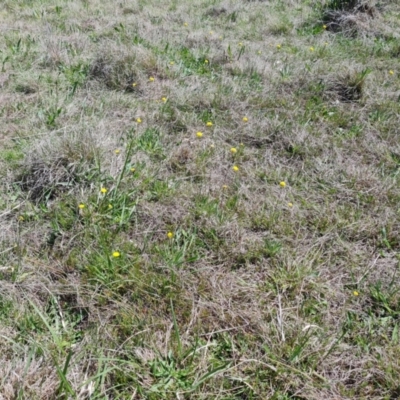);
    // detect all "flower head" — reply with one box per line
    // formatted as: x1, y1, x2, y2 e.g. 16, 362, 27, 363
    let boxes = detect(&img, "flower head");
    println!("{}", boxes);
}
132, 82, 137, 87
112, 251, 121, 258
196, 131, 203, 138
130, 167, 136, 173
78, 204, 85, 209
277, 44, 281, 49
108, 204, 113, 209
389, 70, 394, 75
167, 231, 174, 239
204, 59, 209, 64
239, 42, 243, 47
169, 61, 174, 65
309, 46, 314, 51
242, 116, 248, 122
287, 202, 293, 207
100, 187, 108, 194
222, 184, 228, 190
136, 117, 142, 123
209, 31, 214, 35
162, 97, 167, 102
279, 181, 286, 188
149, 76, 155, 82
206, 121, 213, 127
230, 147, 237, 154
257, 50, 261, 55
184, 22, 188, 27
232, 165, 239, 172
353, 290, 359, 296
114, 149, 120, 155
